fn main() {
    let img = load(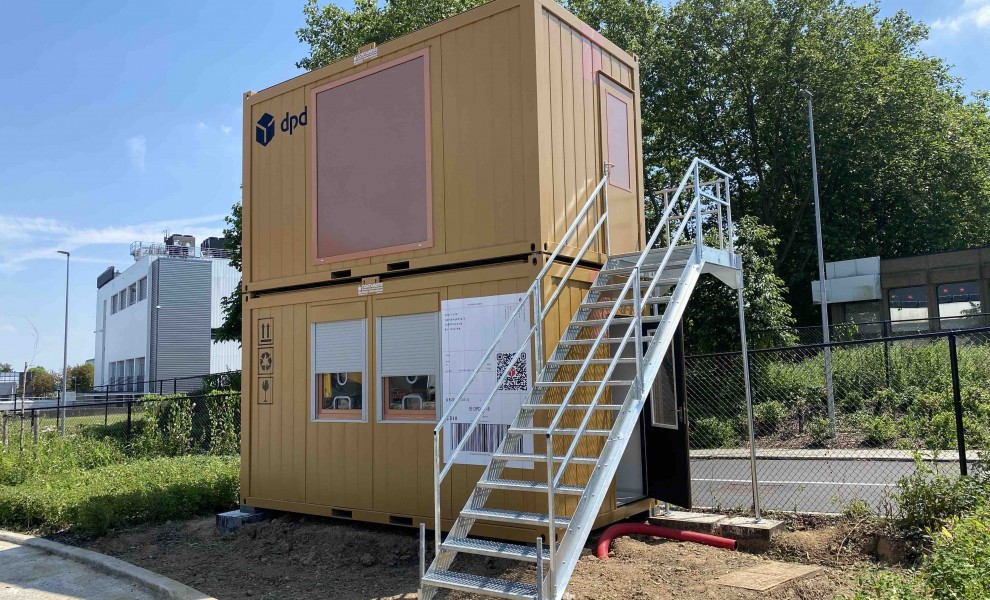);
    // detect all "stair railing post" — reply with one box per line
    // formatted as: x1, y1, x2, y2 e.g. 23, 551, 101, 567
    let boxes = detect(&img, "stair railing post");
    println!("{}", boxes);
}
603, 162, 612, 256
418, 522, 426, 595
433, 429, 442, 556
694, 161, 703, 257
545, 432, 556, 600
632, 267, 644, 395
536, 536, 545, 600
534, 282, 544, 380
736, 268, 761, 521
